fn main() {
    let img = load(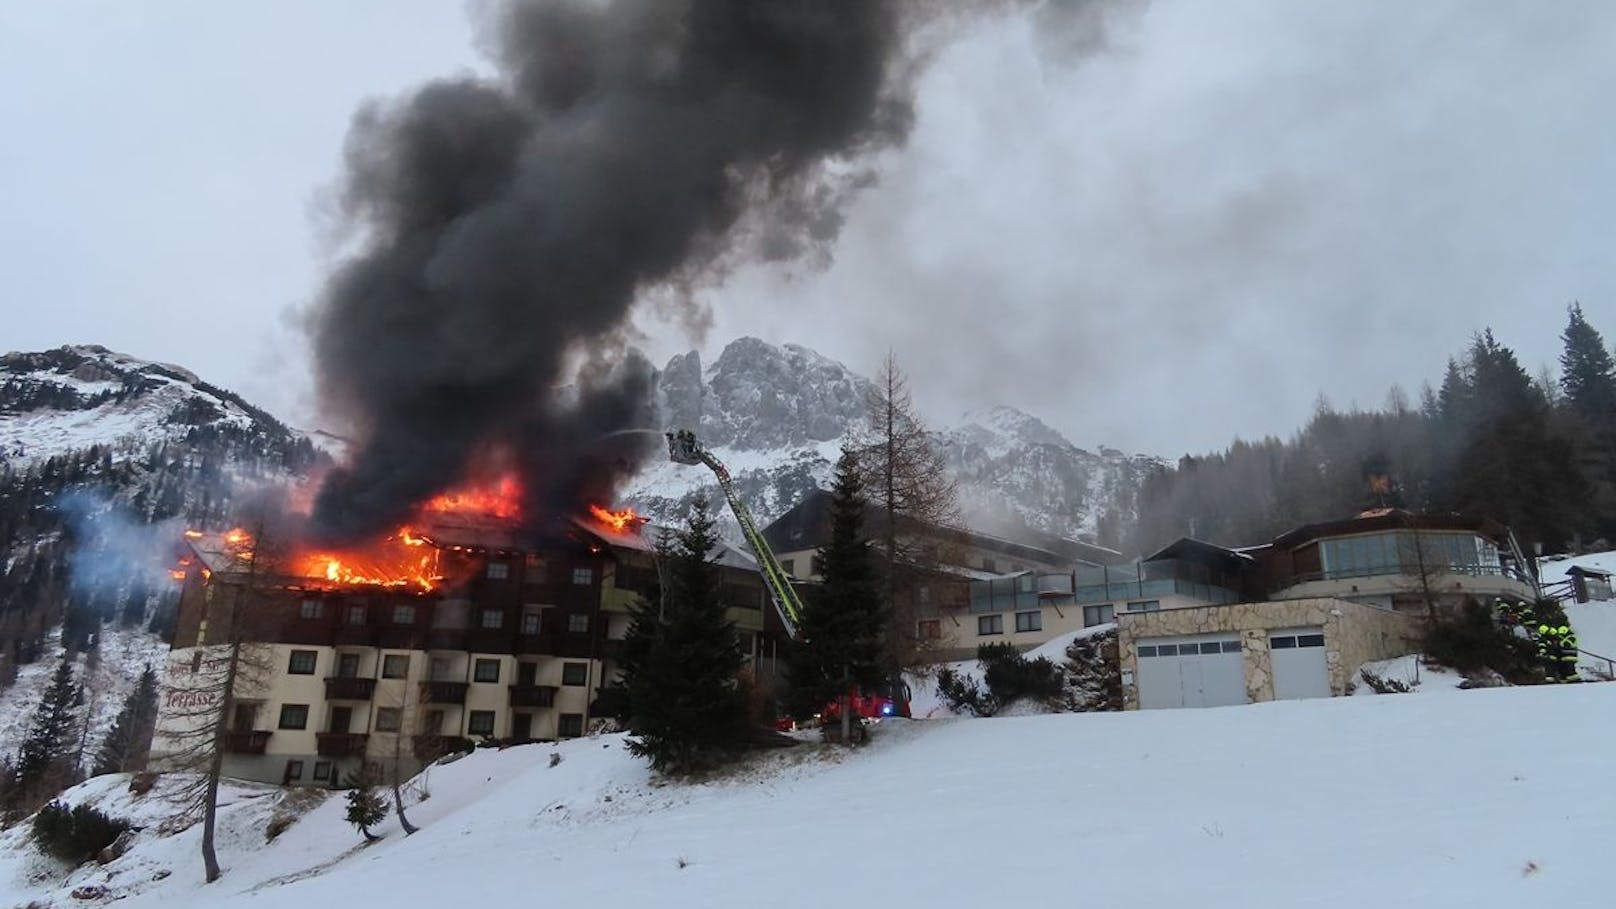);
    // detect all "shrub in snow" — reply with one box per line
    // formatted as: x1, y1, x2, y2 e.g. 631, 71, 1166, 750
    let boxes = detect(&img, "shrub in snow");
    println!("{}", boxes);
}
31, 801, 133, 864
1358, 669, 1413, 694
936, 667, 993, 717
980, 643, 1064, 708
343, 777, 389, 843
1064, 628, 1122, 711
939, 644, 1067, 716
1422, 601, 1540, 683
